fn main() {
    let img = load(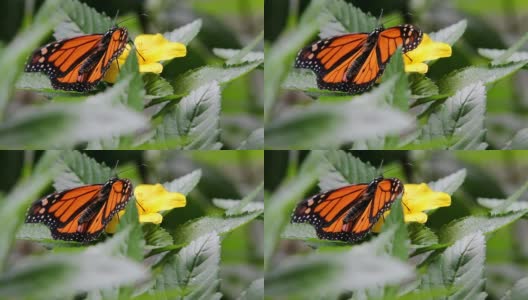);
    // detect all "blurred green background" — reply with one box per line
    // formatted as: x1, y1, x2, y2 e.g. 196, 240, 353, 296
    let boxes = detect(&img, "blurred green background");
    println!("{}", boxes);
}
266, 150, 528, 298
265, 0, 528, 148
4, 0, 263, 149
6, 150, 263, 298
